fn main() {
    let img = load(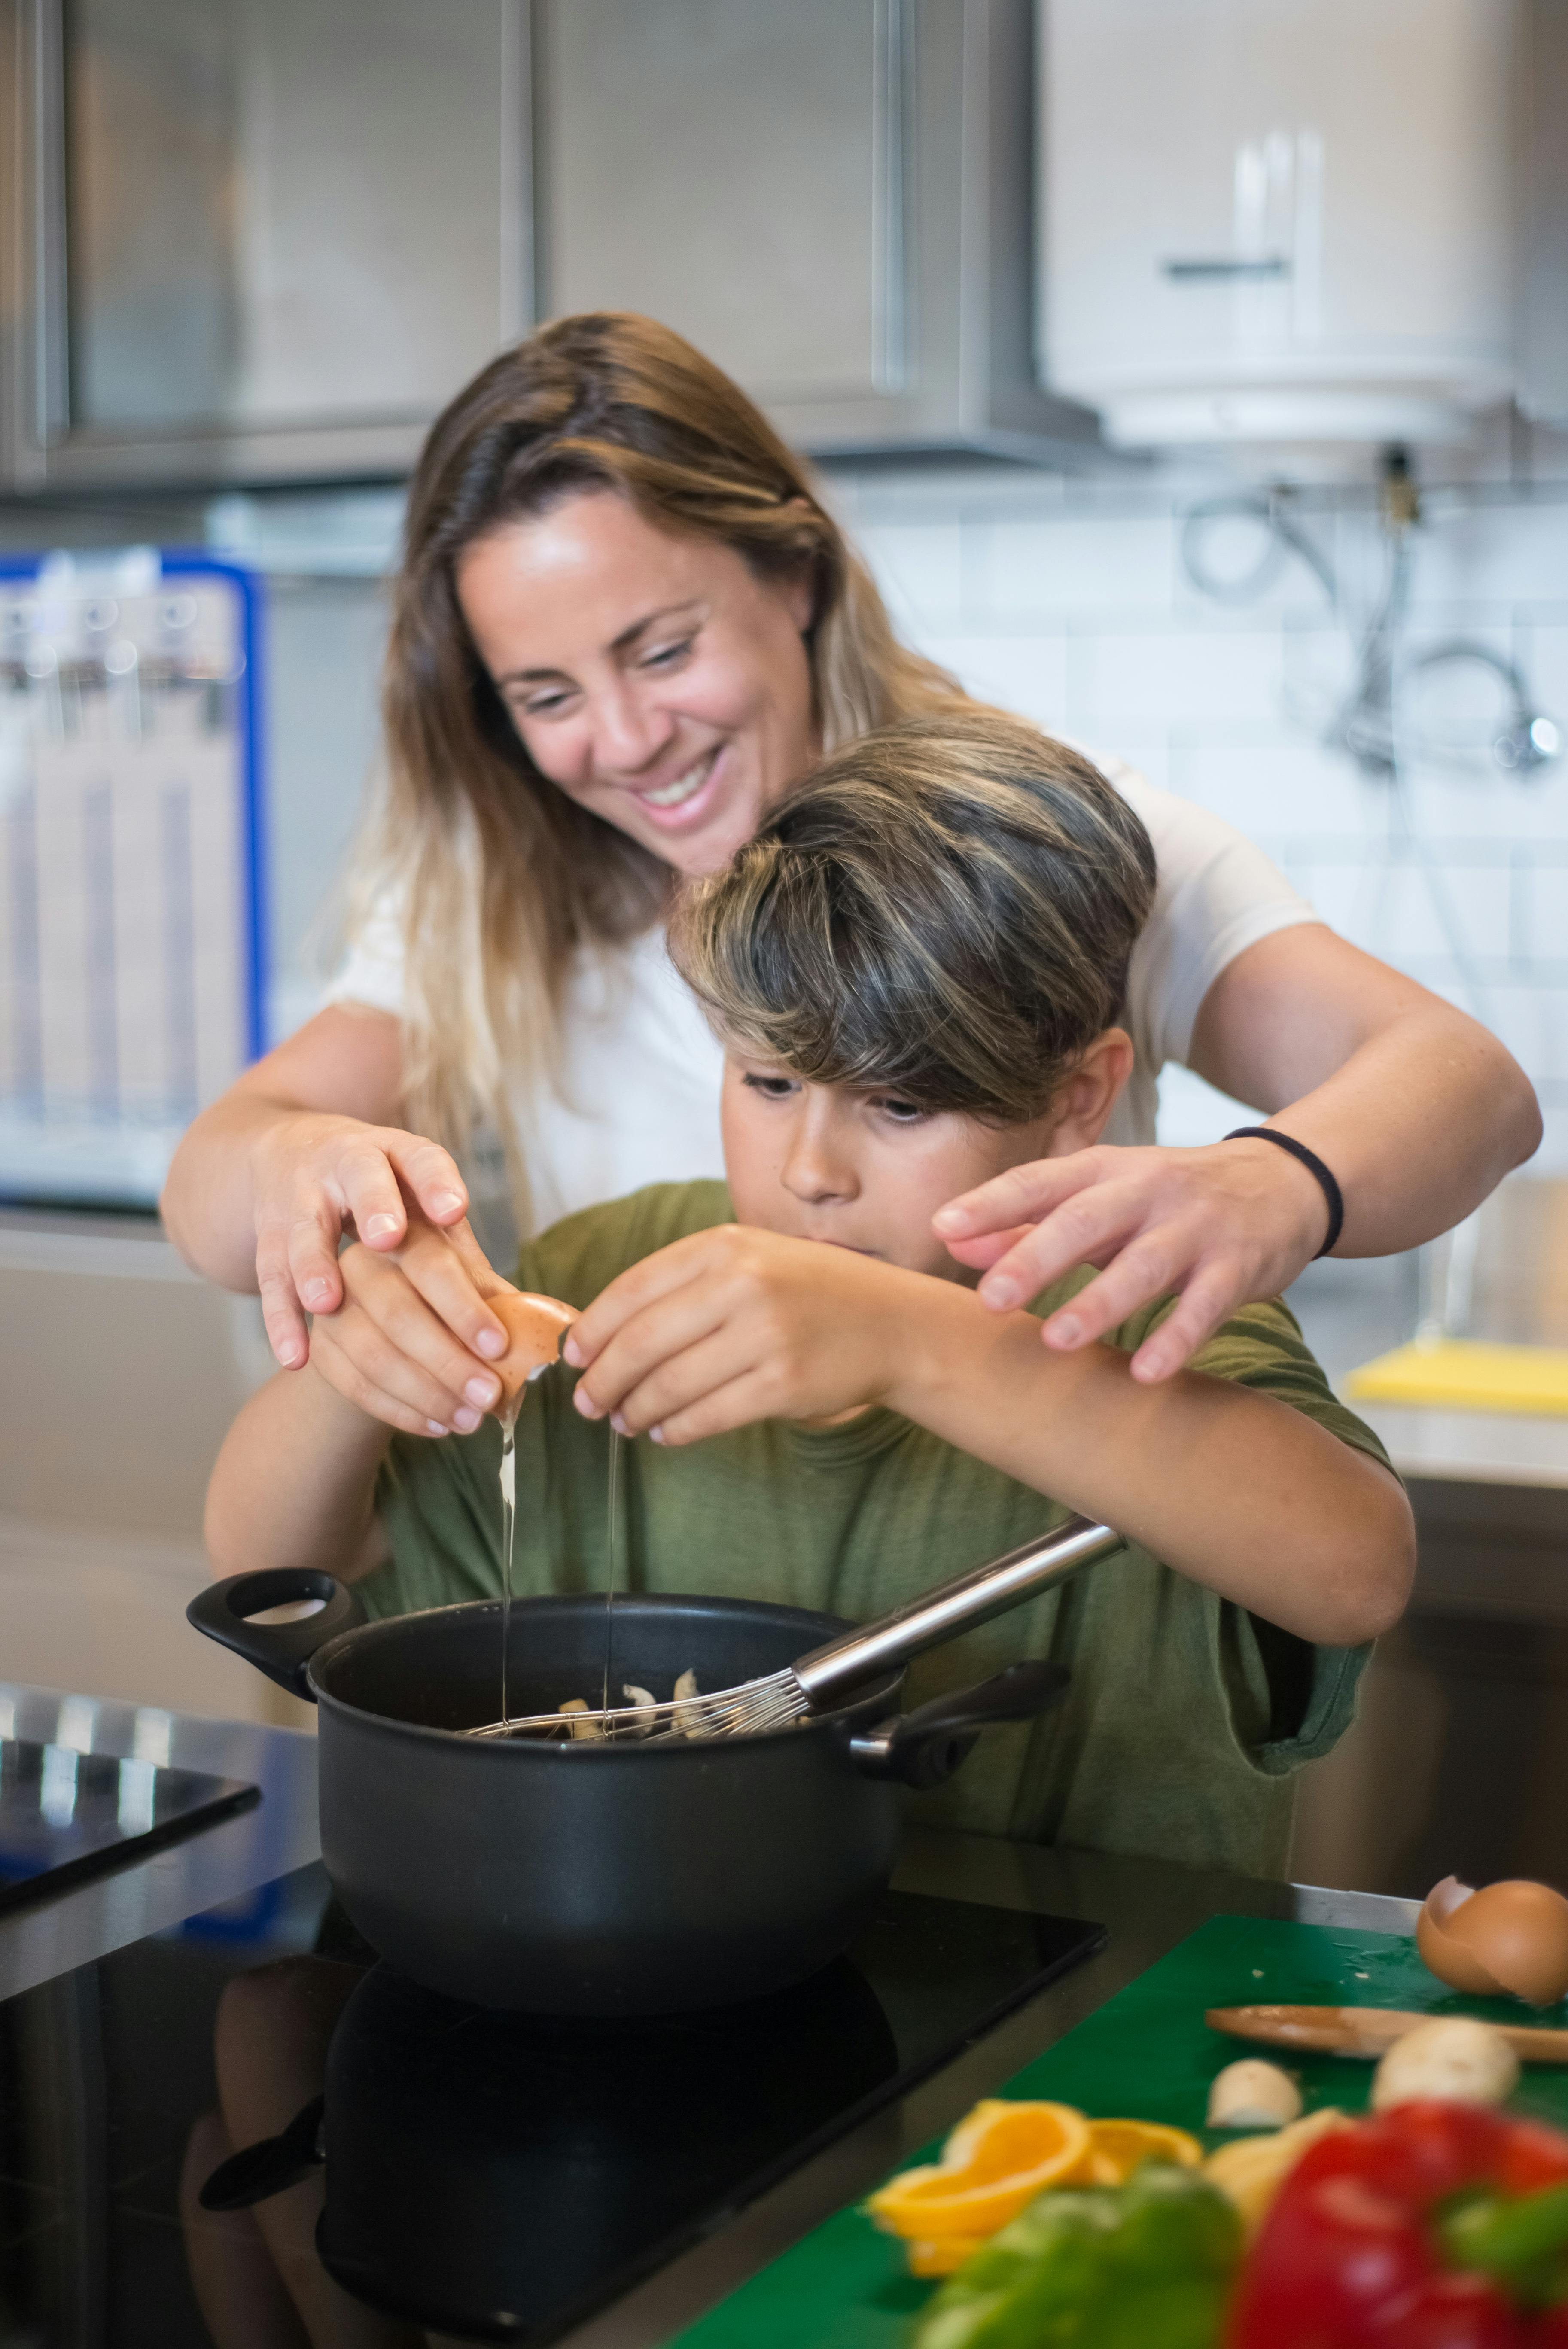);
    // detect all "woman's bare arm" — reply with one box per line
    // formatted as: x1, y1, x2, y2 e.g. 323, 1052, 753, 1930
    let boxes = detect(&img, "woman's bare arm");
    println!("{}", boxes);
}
160, 1006, 507, 1378
935, 925, 1541, 1381
1188, 923, 1538, 1251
